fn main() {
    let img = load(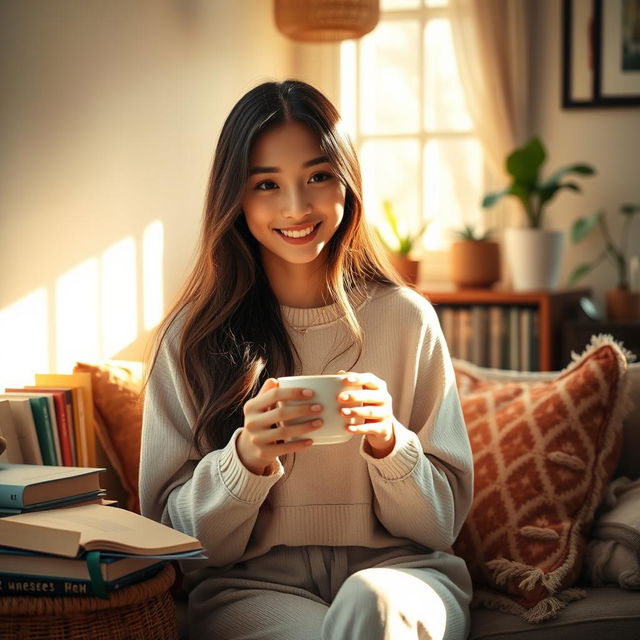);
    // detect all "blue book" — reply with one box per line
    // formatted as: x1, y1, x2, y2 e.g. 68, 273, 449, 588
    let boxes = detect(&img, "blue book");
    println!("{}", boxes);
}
0, 463, 104, 509
0, 553, 166, 598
